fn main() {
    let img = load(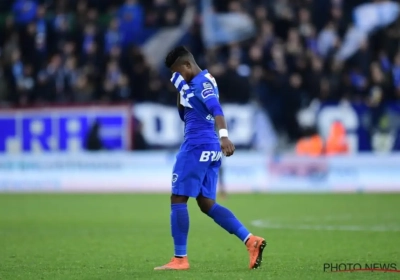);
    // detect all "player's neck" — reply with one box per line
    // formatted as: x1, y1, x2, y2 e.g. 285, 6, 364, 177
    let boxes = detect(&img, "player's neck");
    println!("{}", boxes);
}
191, 66, 202, 81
